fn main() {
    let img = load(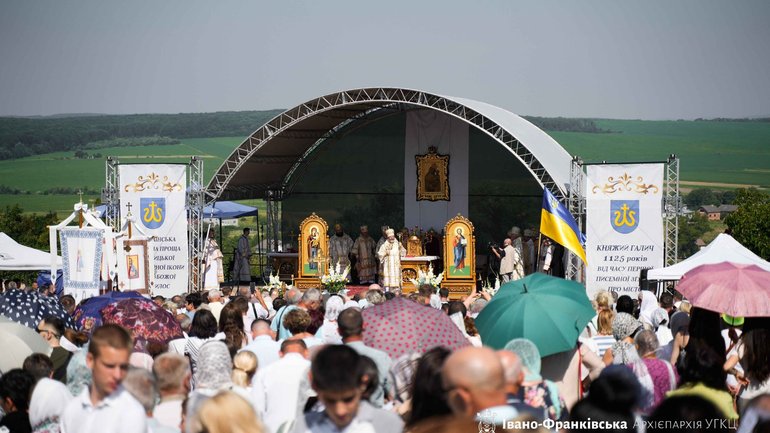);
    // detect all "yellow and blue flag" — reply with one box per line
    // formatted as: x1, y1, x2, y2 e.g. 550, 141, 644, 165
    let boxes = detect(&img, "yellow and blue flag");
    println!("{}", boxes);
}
540, 188, 587, 263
